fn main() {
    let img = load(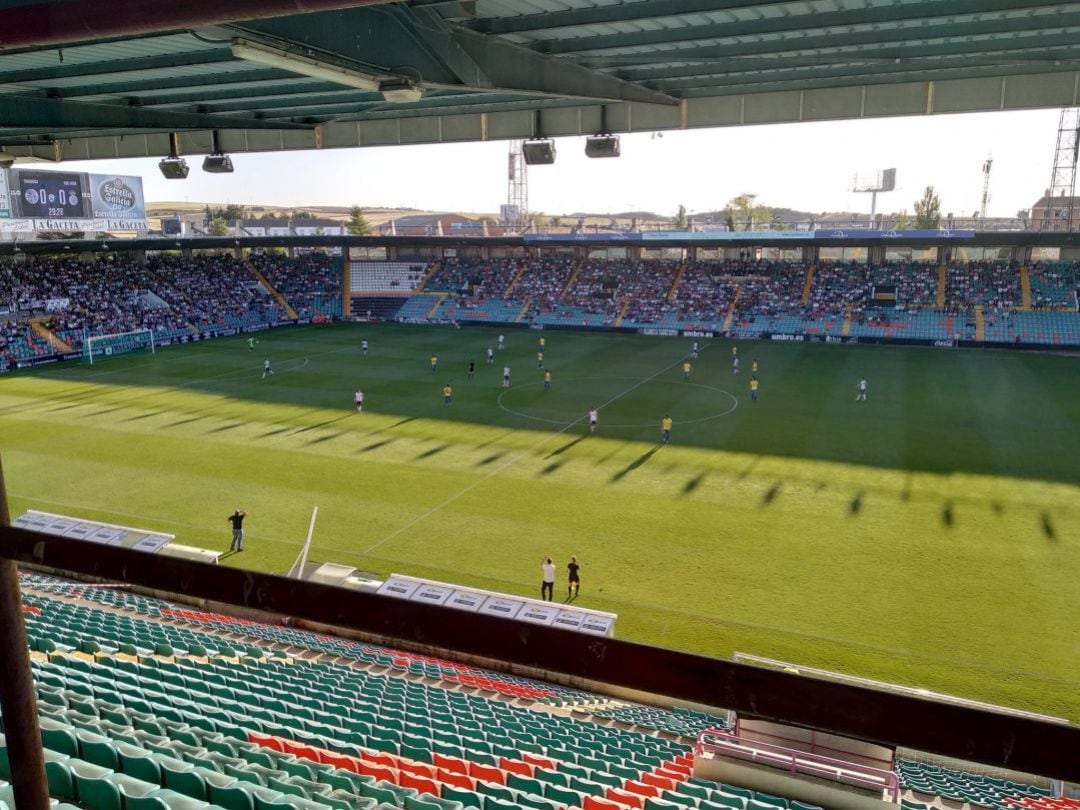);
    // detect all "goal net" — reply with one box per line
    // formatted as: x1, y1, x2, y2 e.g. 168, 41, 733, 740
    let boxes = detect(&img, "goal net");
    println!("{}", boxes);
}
84, 328, 156, 364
